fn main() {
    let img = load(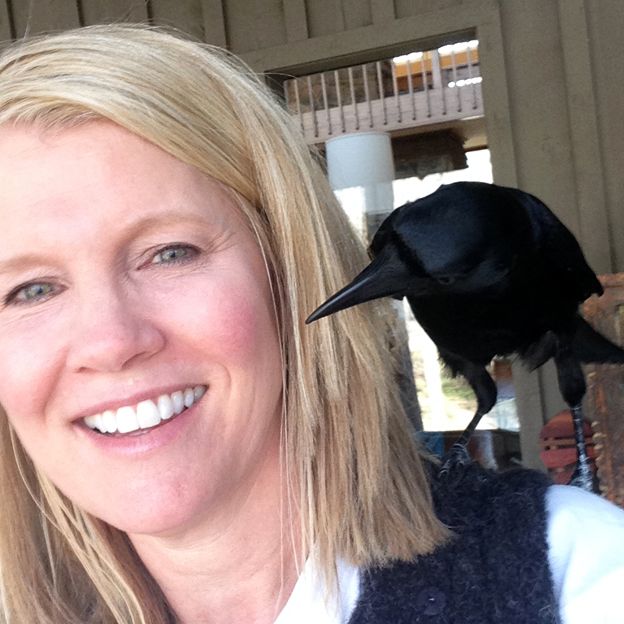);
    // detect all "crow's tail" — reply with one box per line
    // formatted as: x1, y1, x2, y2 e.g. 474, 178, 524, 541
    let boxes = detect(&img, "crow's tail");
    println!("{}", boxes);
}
572, 315, 624, 364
